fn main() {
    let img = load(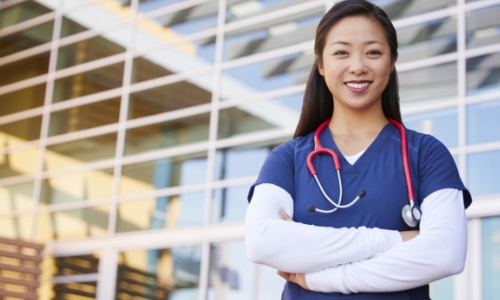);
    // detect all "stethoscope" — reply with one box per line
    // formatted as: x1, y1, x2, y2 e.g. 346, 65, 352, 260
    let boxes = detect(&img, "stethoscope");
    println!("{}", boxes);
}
306, 118, 422, 228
